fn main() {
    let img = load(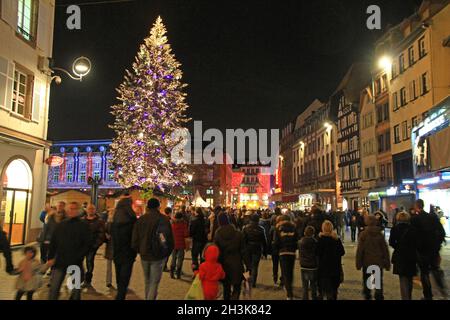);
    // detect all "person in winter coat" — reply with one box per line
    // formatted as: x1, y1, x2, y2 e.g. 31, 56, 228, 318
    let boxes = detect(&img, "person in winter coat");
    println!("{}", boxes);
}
190, 208, 208, 272
273, 215, 298, 300
39, 207, 64, 264
111, 194, 137, 300
389, 211, 418, 300
374, 211, 389, 235
0, 230, 14, 274
356, 215, 390, 300
242, 214, 268, 288
411, 199, 447, 300
15, 246, 46, 300
82, 204, 106, 287
259, 211, 272, 252
317, 220, 345, 300
199, 245, 226, 300
132, 198, 174, 300
47, 202, 92, 300
269, 215, 282, 287
104, 208, 114, 288
214, 213, 249, 300
350, 211, 358, 242
170, 212, 189, 279
299, 226, 318, 300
